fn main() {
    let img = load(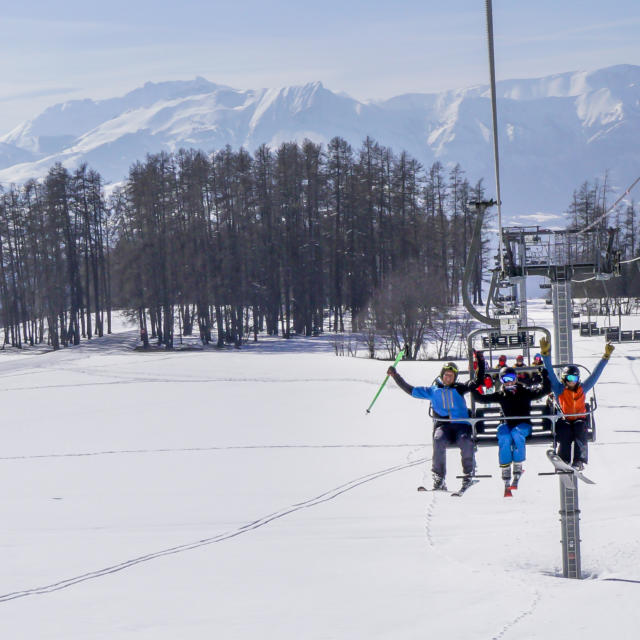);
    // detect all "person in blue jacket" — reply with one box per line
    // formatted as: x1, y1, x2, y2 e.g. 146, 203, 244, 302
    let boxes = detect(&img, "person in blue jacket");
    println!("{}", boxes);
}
540, 337, 614, 470
387, 352, 485, 491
